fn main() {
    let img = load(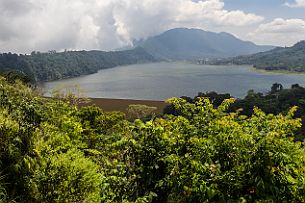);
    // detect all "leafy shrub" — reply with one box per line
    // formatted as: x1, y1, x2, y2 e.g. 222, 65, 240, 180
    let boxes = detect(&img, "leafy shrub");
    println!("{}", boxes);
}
30, 149, 102, 203
127, 104, 157, 120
